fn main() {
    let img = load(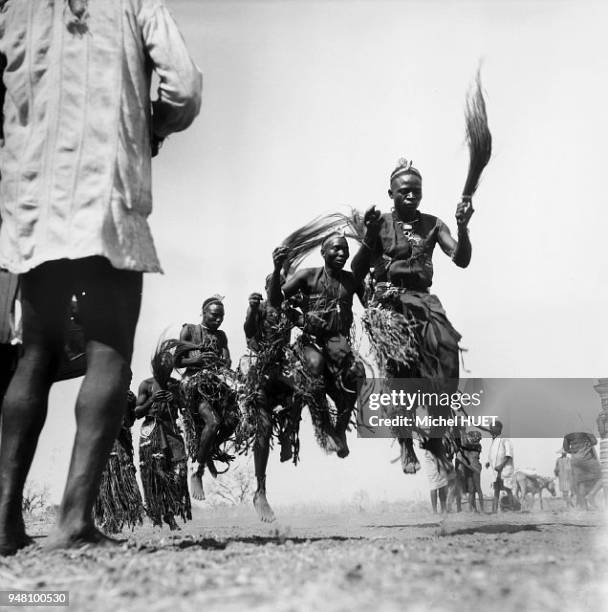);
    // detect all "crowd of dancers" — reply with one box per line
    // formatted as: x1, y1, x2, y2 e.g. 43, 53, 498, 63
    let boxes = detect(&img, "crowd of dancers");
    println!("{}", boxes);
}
92, 156, 480, 532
